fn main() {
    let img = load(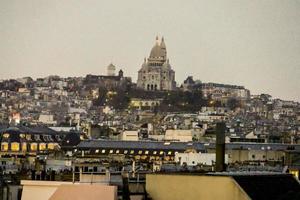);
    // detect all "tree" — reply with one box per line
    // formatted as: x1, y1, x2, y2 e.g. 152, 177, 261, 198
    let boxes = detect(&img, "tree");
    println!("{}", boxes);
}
227, 98, 240, 110
107, 89, 130, 110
